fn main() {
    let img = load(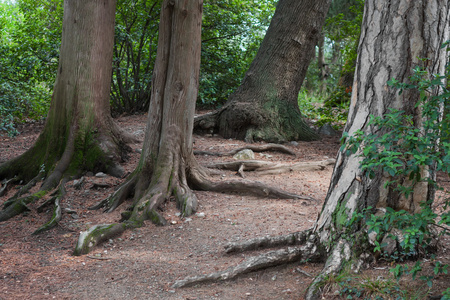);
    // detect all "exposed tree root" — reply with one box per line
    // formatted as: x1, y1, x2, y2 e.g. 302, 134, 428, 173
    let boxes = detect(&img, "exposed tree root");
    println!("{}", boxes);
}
224, 229, 312, 253
305, 239, 353, 300
33, 178, 68, 235
3, 171, 45, 208
0, 177, 16, 197
194, 143, 296, 157
73, 223, 130, 255
89, 174, 138, 212
0, 193, 42, 222
190, 170, 316, 201
172, 232, 323, 288
206, 158, 335, 176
